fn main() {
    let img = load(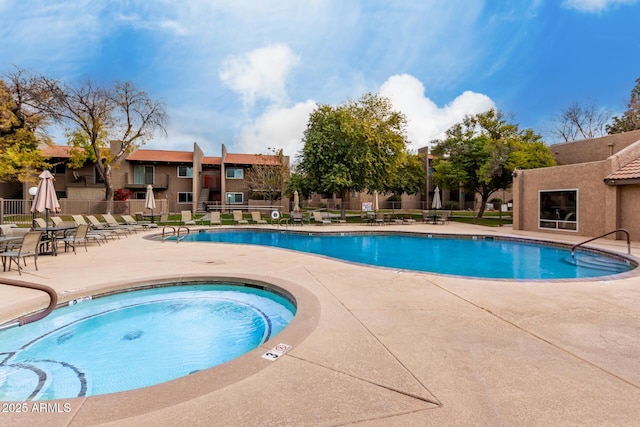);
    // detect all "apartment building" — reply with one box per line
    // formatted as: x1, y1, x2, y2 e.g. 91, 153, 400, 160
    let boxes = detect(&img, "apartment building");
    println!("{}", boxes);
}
21, 142, 288, 214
